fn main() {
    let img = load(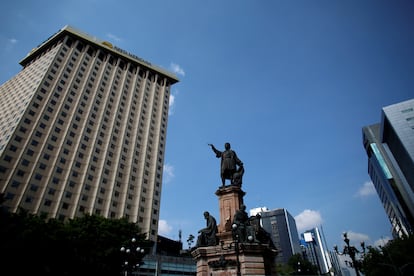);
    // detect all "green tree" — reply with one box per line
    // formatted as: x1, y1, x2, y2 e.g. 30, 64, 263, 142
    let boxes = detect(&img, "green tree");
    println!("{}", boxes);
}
288, 253, 319, 275
187, 234, 195, 249
0, 206, 148, 276
361, 235, 414, 276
